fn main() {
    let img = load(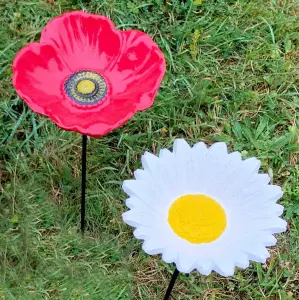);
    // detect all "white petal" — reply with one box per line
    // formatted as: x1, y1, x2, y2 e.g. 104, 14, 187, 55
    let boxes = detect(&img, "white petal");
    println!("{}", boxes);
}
220, 158, 261, 202
140, 153, 170, 192
122, 211, 139, 227
162, 247, 178, 264
192, 141, 208, 155
208, 158, 260, 205
142, 236, 167, 255
133, 227, 152, 239
176, 253, 197, 273
134, 169, 152, 182
192, 257, 213, 275
268, 218, 287, 233
207, 142, 228, 159
228, 151, 242, 161
235, 175, 270, 202
195, 143, 228, 195
245, 245, 270, 263
212, 259, 236, 277
124, 196, 163, 216
173, 138, 191, 155
234, 252, 250, 269
122, 209, 163, 228
240, 185, 283, 205
274, 204, 284, 216
171, 139, 193, 193
262, 185, 283, 203
204, 151, 242, 199
245, 217, 287, 234
256, 174, 271, 185
122, 180, 163, 211
122, 210, 150, 227
122, 180, 144, 198
241, 203, 284, 218
141, 148, 184, 203
159, 148, 173, 159
259, 234, 277, 247
242, 157, 261, 173
240, 232, 278, 248
125, 197, 135, 209
141, 151, 159, 172
189, 142, 209, 192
